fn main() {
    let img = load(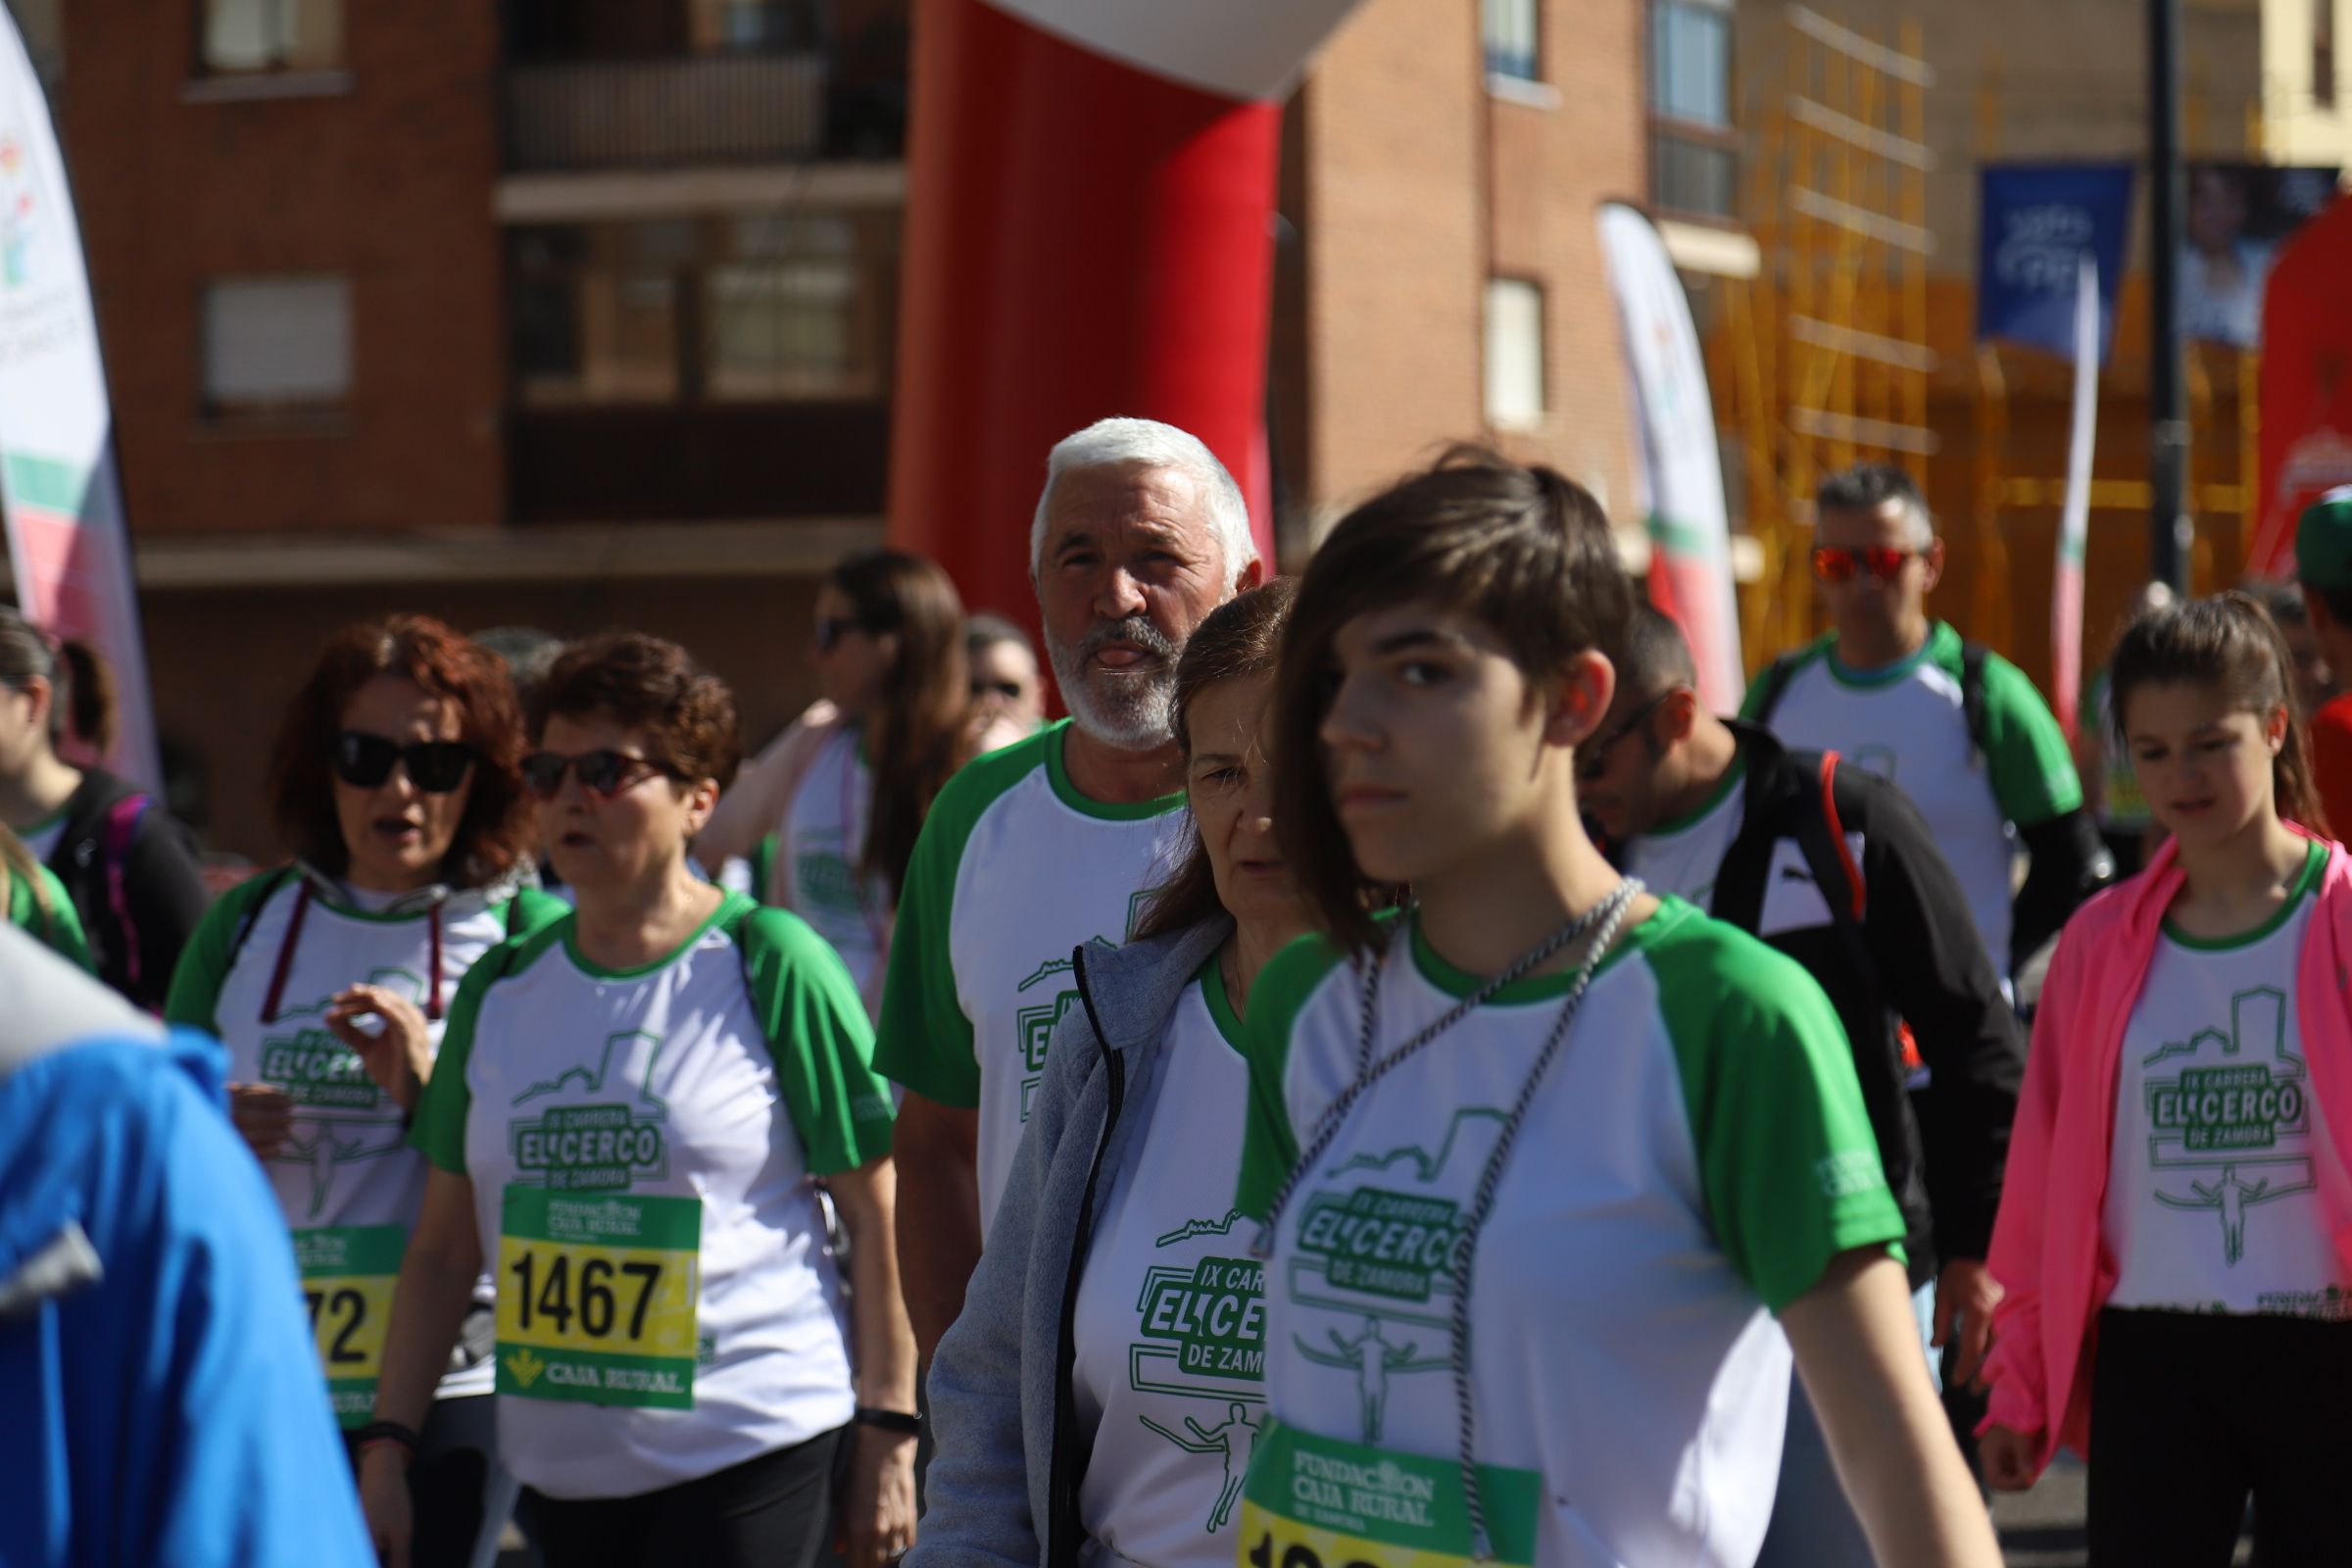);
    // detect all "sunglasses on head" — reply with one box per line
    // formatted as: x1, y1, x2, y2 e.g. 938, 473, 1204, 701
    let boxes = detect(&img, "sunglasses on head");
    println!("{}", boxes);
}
332, 731, 477, 794
520, 748, 675, 802
1812, 546, 1918, 584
